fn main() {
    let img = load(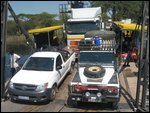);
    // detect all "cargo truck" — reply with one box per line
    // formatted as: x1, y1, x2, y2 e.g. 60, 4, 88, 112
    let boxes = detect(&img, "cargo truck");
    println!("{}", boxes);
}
65, 7, 104, 58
